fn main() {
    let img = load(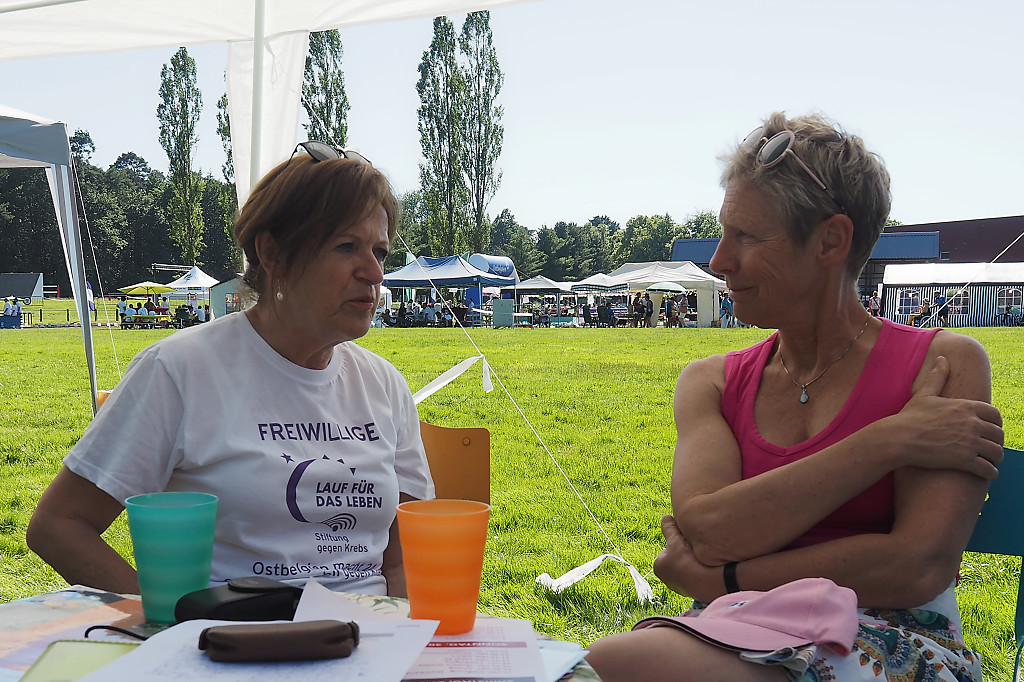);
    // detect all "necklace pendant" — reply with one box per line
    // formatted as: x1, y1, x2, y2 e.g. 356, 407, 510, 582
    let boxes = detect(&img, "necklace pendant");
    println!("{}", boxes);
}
799, 389, 809, 404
